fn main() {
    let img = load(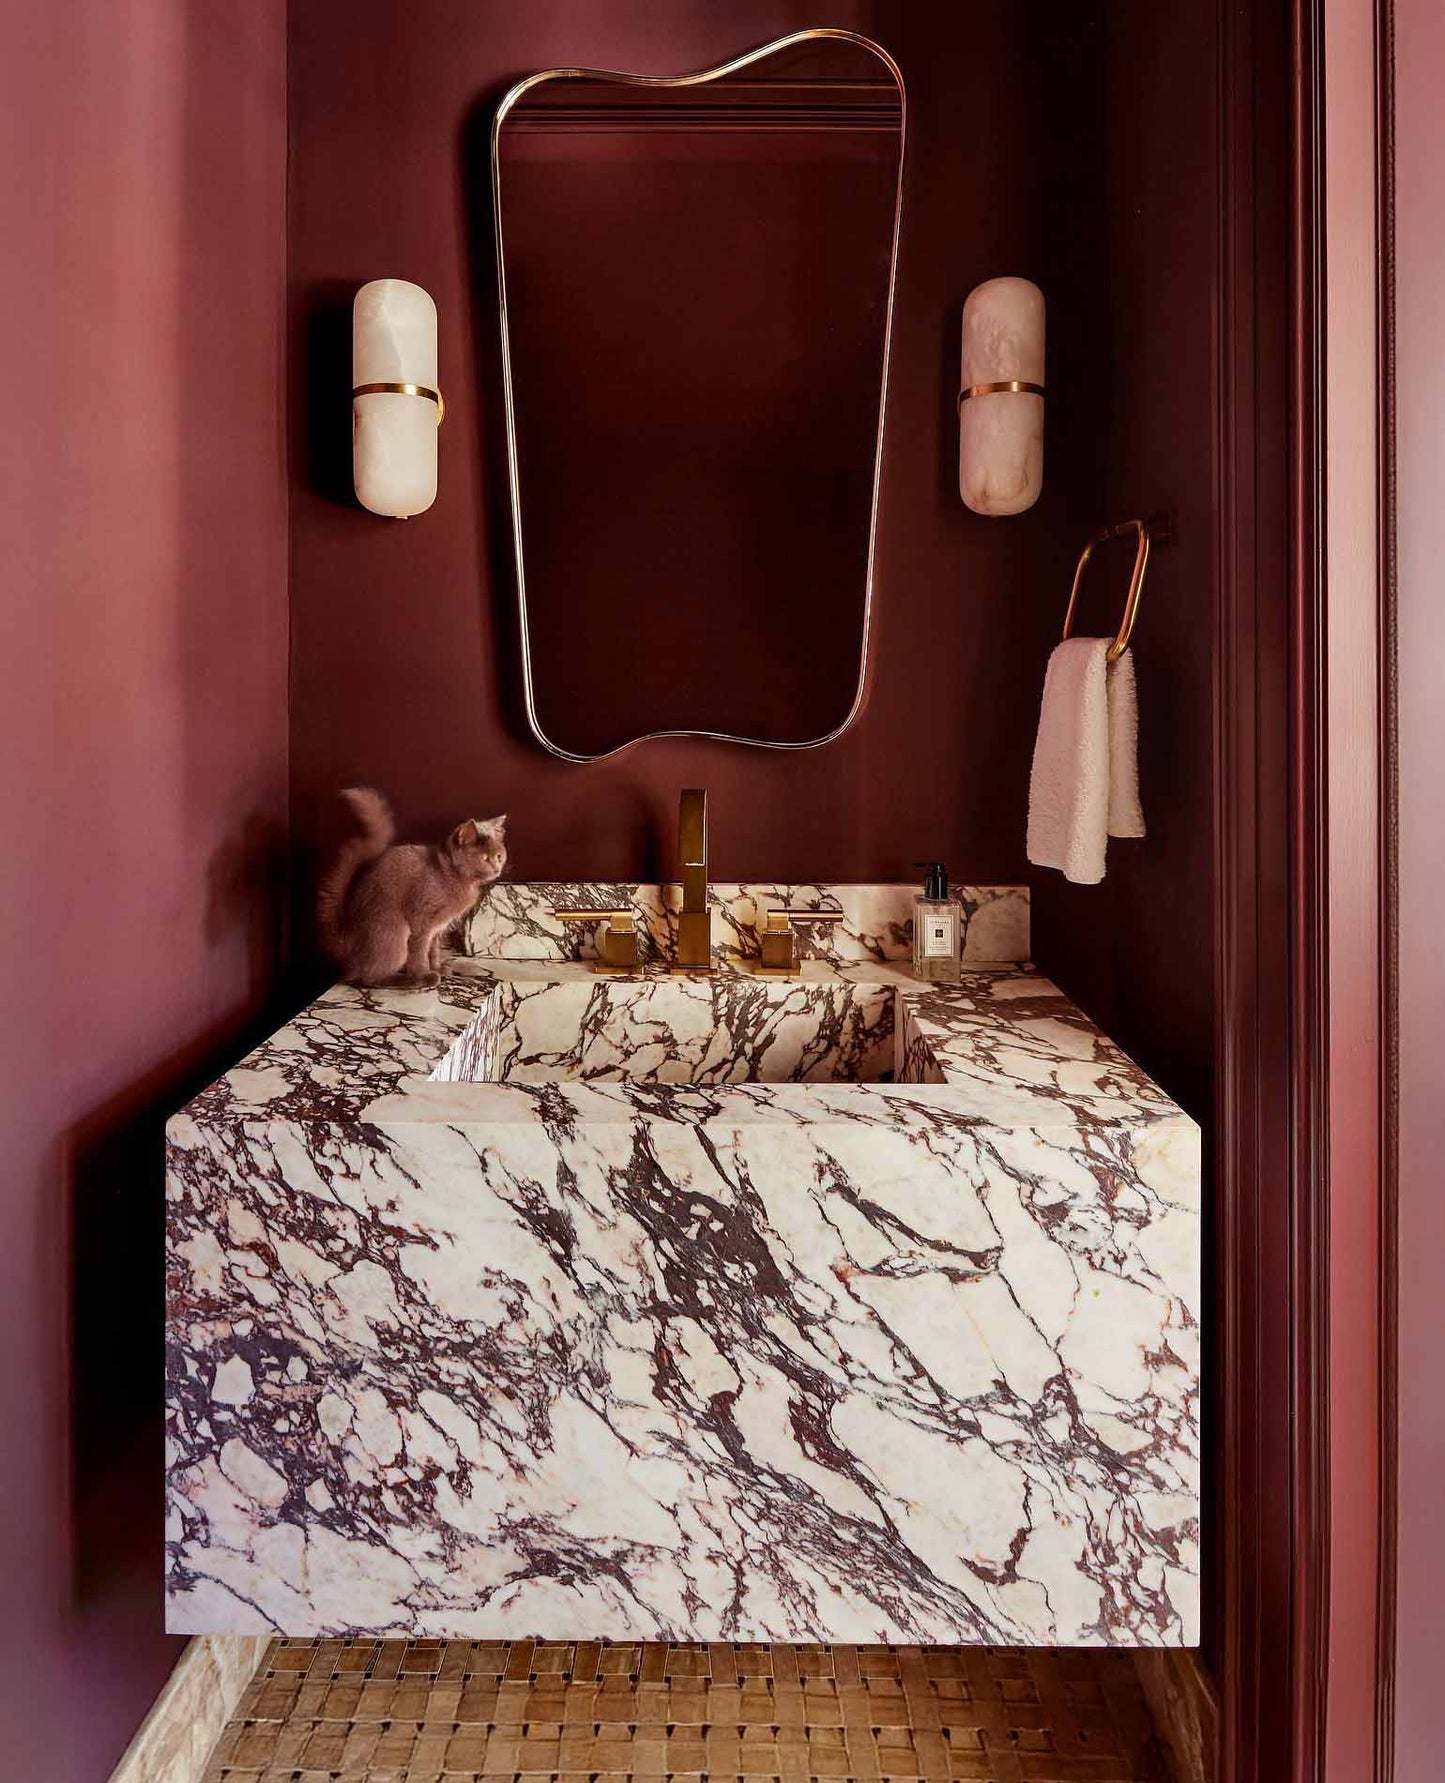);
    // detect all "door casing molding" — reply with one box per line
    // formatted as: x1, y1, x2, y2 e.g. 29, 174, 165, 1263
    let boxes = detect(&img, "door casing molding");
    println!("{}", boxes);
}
1213, 0, 1396, 1777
